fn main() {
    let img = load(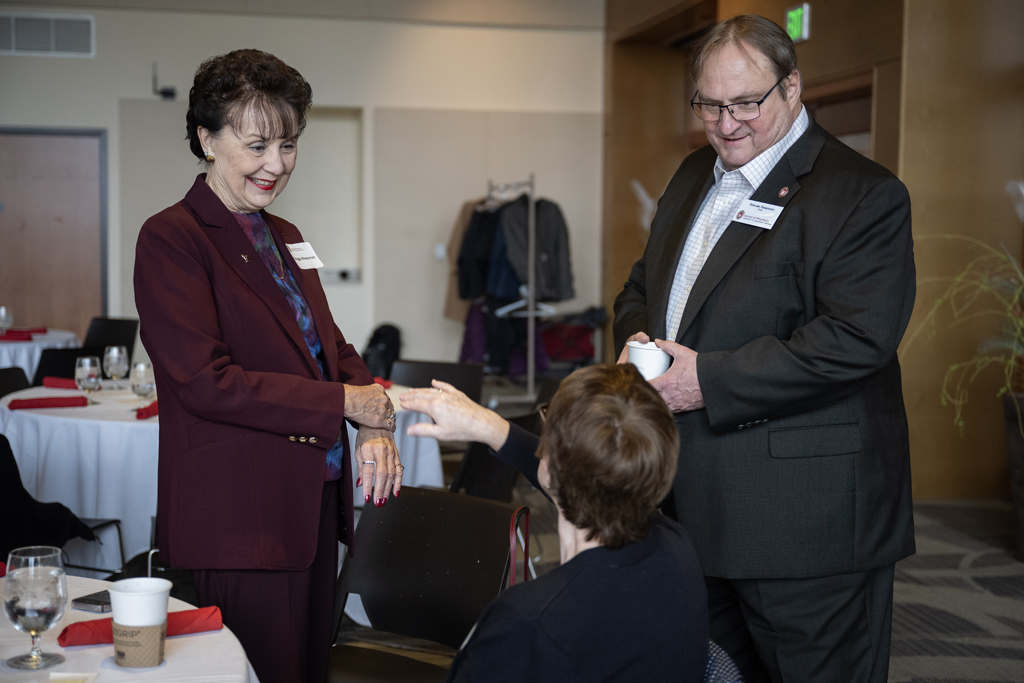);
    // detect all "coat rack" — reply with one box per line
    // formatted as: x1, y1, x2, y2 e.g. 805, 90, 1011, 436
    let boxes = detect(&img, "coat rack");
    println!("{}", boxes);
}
488, 174, 543, 404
